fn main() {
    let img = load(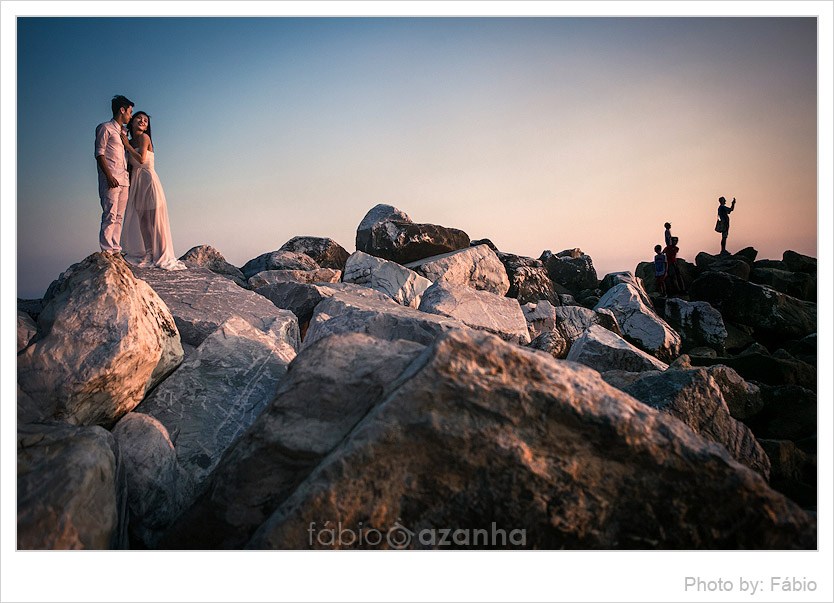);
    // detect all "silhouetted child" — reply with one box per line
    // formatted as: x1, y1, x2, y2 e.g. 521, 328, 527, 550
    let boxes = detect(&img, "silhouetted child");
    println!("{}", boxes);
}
654, 244, 667, 297
664, 222, 672, 247
663, 236, 686, 294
